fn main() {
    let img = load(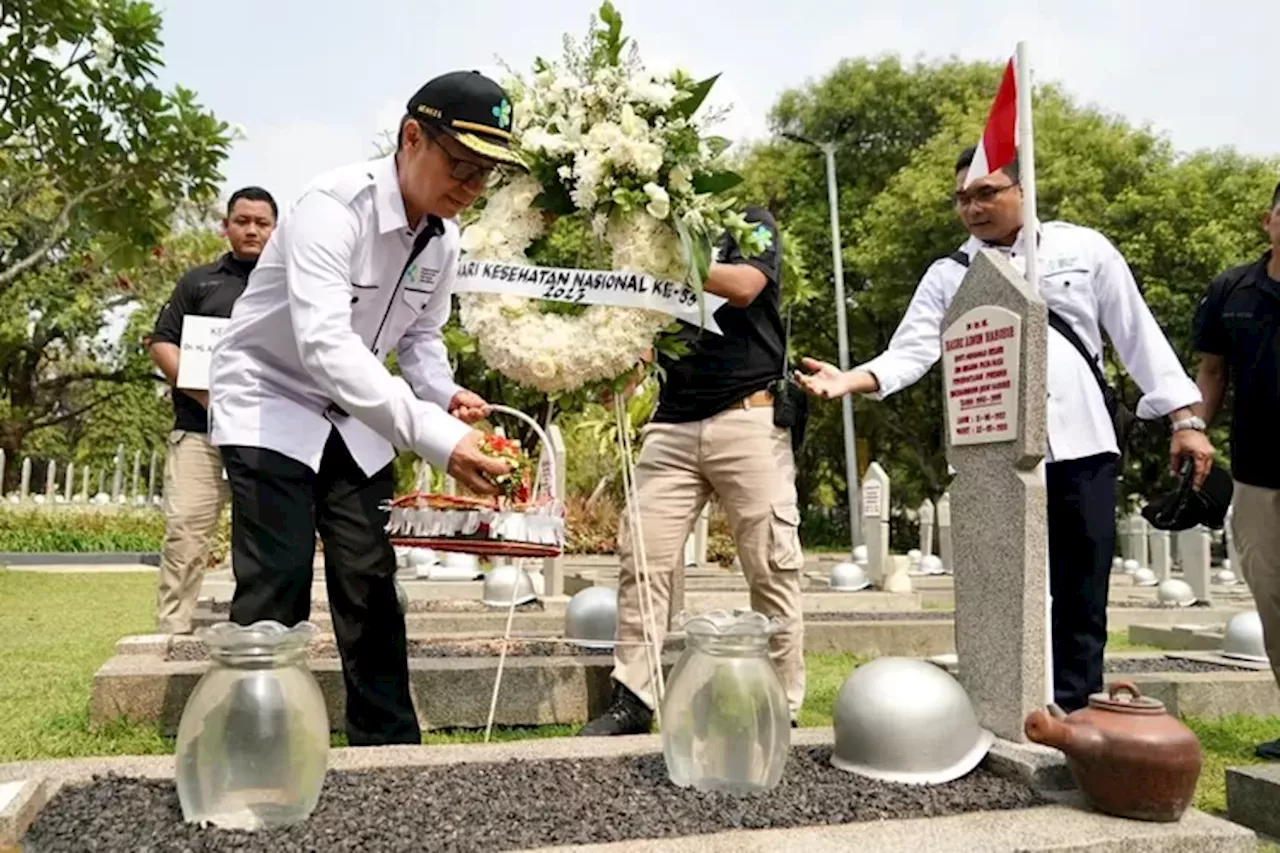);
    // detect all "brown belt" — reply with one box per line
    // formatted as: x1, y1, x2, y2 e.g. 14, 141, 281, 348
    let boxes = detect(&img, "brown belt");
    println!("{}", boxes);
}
733, 390, 774, 410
